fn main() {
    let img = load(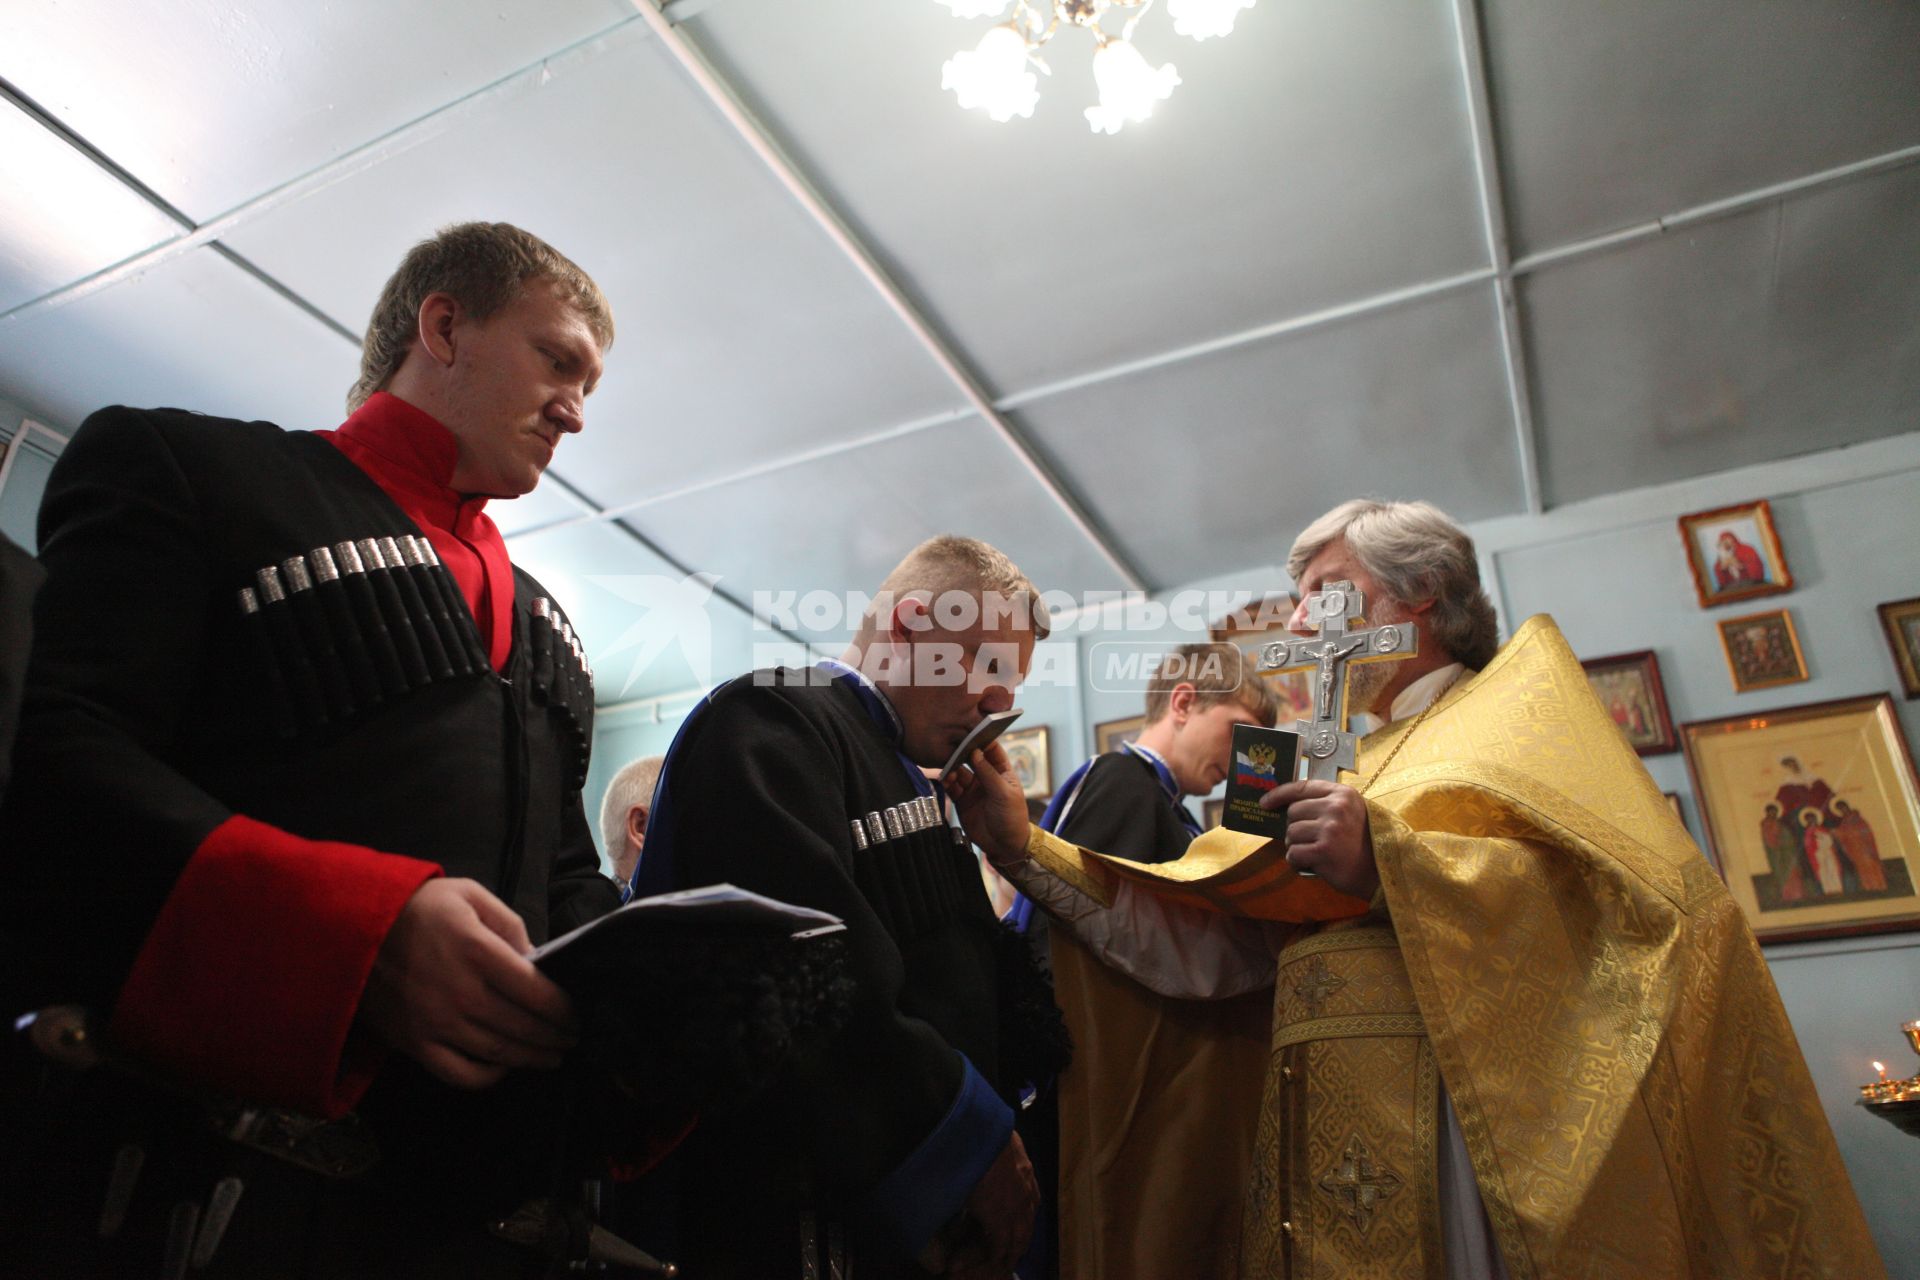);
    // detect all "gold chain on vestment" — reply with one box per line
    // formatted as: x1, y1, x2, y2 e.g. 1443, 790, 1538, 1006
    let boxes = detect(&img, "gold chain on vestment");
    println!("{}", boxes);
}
1357, 672, 1462, 797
